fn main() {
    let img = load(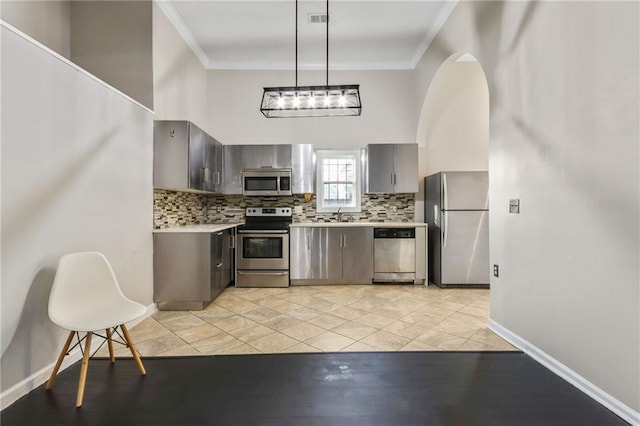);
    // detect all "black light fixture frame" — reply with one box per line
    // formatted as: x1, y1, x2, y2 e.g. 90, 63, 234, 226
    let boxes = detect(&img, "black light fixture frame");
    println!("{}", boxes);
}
260, 0, 362, 118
